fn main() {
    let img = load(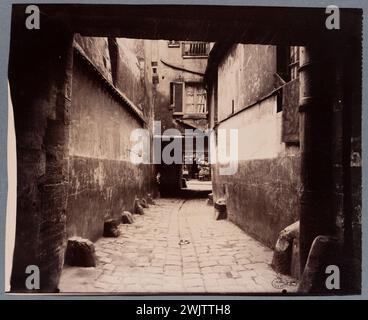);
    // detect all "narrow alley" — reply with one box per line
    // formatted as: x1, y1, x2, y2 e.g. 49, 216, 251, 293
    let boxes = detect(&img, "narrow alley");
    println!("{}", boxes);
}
6, 5, 362, 295
59, 196, 296, 293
